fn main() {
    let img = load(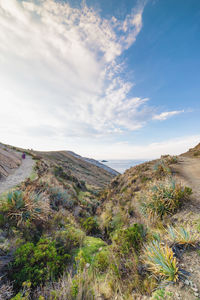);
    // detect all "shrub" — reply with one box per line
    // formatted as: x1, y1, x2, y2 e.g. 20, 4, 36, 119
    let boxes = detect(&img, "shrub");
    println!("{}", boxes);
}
54, 224, 85, 252
11, 238, 70, 288
93, 249, 109, 273
109, 213, 123, 234
144, 240, 179, 282
82, 217, 100, 235
53, 166, 72, 180
153, 161, 171, 178
113, 223, 146, 254
141, 180, 192, 220
75, 236, 106, 270
49, 187, 76, 211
